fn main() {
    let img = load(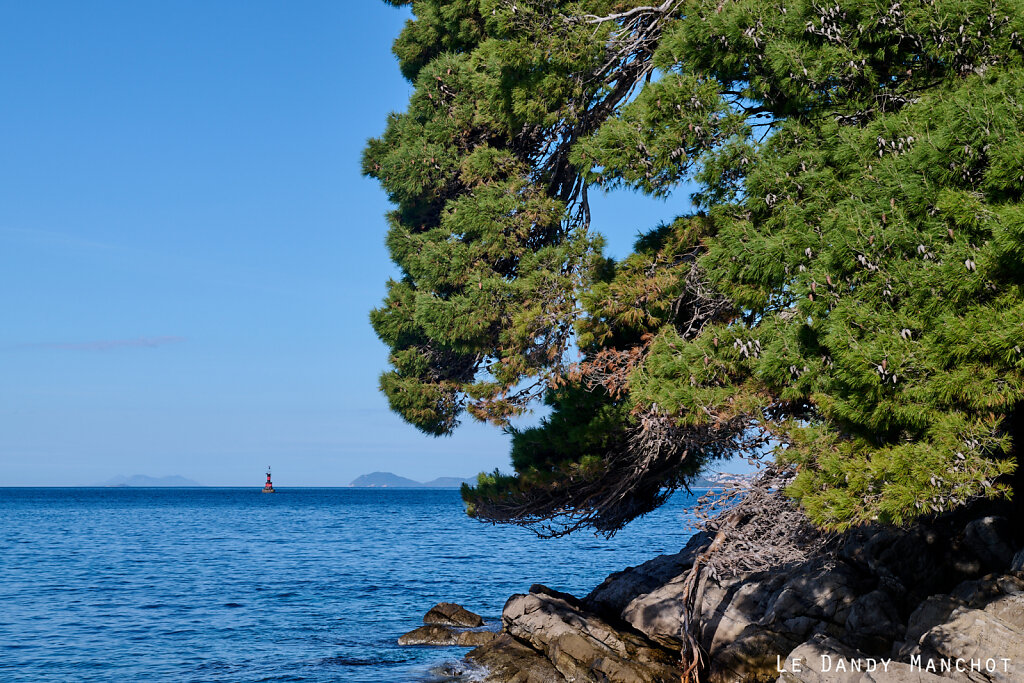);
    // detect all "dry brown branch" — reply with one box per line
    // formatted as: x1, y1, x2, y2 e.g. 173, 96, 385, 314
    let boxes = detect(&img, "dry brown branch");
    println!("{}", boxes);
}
469, 410, 767, 537
568, 345, 648, 397
675, 465, 839, 681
